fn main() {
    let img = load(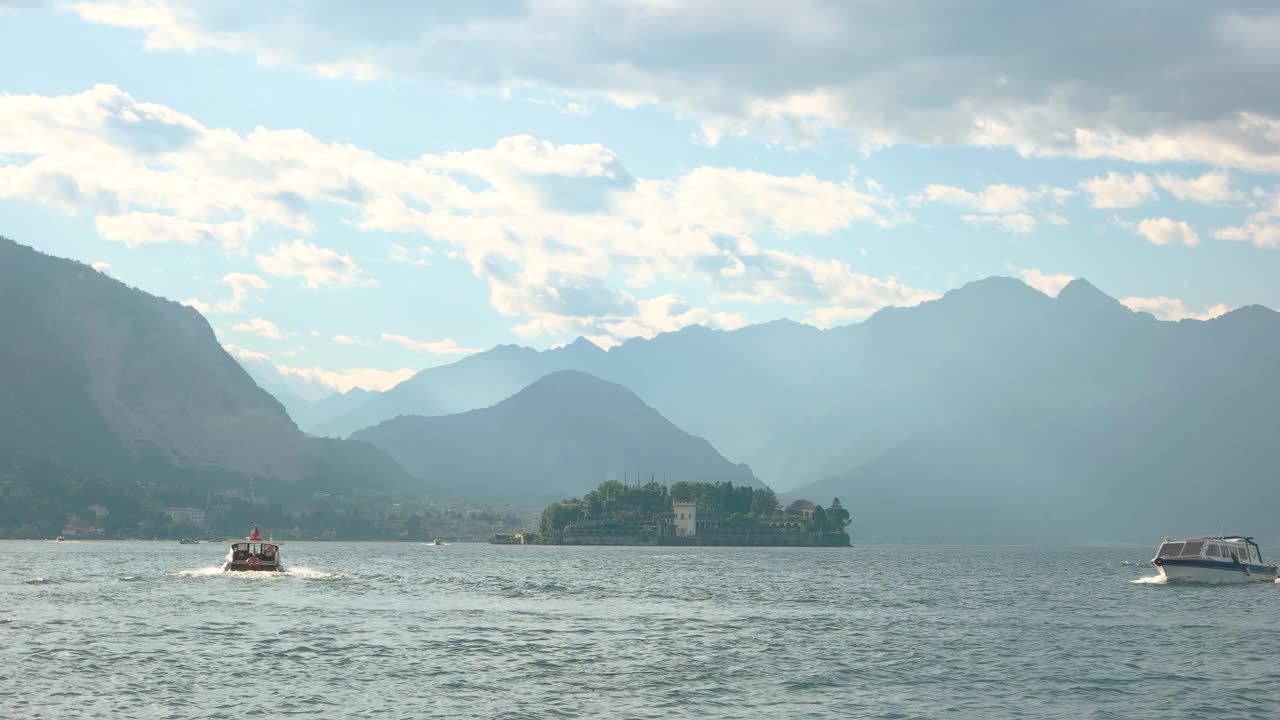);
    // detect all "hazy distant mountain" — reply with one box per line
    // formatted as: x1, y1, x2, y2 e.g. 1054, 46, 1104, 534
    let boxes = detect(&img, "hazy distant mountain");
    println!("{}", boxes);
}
231, 354, 381, 432
298, 388, 379, 433
313, 338, 610, 437
0, 237, 420, 497
739, 278, 1175, 489
291, 389, 379, 434
353, 370, 762, 502
322, 272, 1280, 540
785, 282, 1280, 542
793, 356, 1280, 543
317, 321, 829, 473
